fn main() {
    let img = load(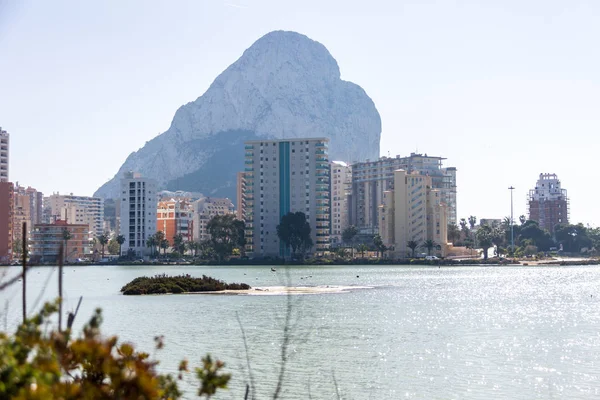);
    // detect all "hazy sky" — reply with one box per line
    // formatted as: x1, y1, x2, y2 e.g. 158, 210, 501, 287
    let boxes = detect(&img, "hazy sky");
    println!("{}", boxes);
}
1, 0, 598, 225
